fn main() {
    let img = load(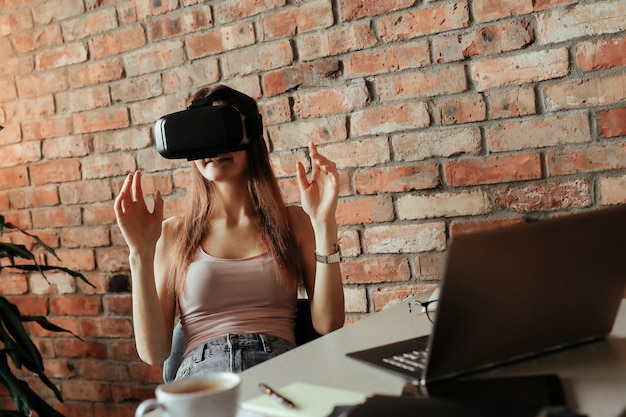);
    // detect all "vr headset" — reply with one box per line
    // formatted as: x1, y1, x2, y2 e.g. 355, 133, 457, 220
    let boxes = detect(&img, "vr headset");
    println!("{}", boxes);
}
154, 91, 263, 160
